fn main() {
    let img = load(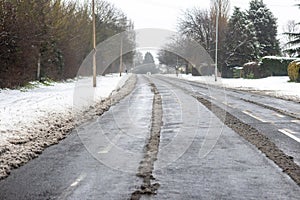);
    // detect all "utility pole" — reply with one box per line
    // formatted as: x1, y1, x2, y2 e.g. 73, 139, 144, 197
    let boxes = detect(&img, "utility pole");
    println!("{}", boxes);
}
176, 56, 179, 77
215, 0, 219, 82
119, 38, 123, 77
92, 0, 97, 87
